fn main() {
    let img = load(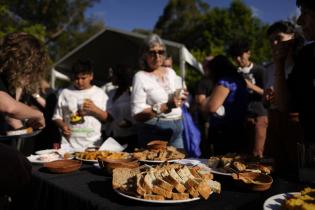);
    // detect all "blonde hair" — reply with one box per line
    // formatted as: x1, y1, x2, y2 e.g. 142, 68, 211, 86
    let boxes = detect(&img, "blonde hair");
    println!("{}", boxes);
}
0, 32, 49, 94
